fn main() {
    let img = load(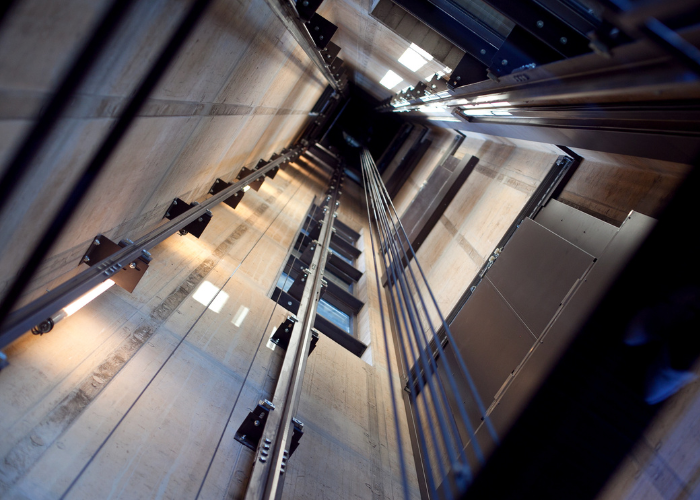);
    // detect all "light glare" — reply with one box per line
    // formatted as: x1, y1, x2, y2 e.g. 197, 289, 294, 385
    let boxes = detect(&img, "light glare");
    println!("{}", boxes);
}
379, 70, 403, 89
398, 48, 428, 72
